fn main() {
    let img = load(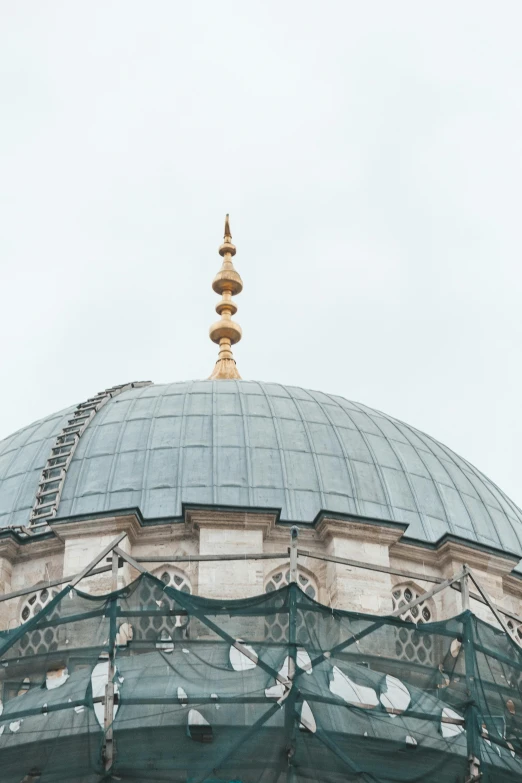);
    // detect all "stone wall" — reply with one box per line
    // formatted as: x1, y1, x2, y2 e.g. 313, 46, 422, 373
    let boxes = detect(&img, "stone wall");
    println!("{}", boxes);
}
1, 509, 521, 651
